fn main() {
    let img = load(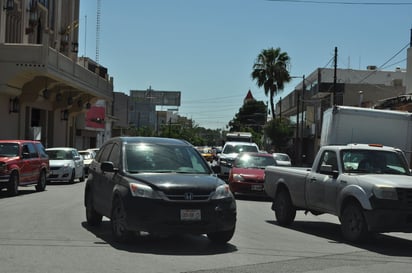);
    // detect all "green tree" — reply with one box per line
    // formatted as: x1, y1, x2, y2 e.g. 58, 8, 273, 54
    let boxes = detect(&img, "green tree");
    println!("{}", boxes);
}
264, 117, 294, 152
228, 100, 267, 133
251, 47, 291, 119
